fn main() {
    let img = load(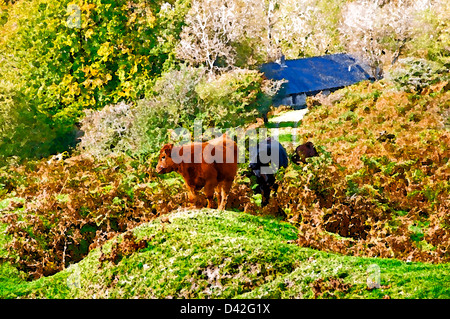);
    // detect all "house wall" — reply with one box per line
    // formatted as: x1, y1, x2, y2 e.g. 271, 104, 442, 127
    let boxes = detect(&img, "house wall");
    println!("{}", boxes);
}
279, 95, 292, 106
292, 94, 307, 107
275, 91, 334, 109
275, 93, 307, 109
